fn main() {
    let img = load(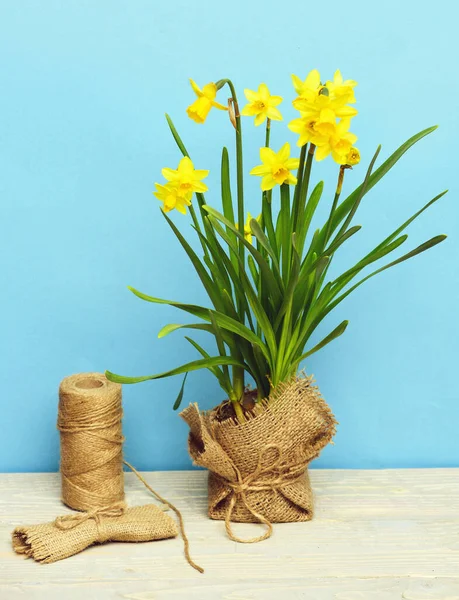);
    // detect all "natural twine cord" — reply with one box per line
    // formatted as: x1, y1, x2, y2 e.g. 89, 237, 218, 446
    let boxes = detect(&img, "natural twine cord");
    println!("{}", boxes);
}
54, 501, 127, 542
58, 373, 203, 573
124, 460, 204, 573
223, 444, 308, 543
